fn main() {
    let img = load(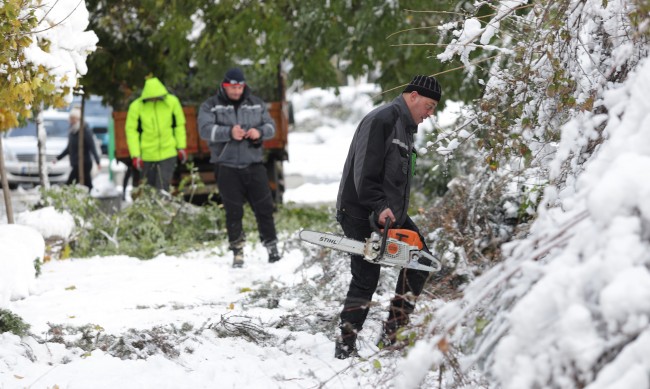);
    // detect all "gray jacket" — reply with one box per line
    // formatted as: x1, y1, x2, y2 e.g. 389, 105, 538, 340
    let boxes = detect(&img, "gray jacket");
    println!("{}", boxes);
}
336, 95, 418, 227
197, 87, 275, 168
